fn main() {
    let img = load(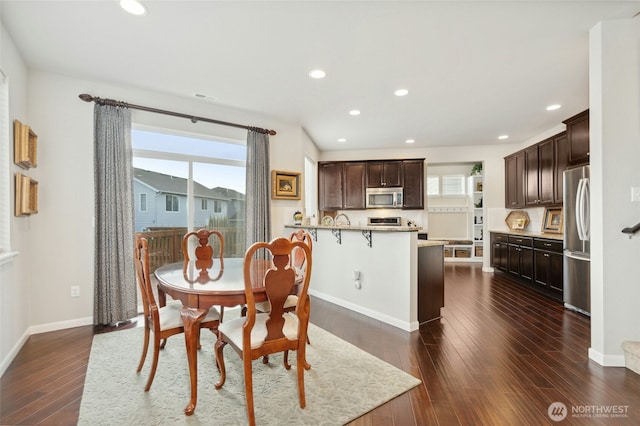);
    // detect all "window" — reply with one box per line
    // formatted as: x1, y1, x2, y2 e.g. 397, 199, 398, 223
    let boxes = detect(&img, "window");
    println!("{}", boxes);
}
213, 200, 222, 213
166, 194, 179, 212
0, 70, 12, 260
426, 175, 440, 196
201, 199, 208, 210
442, 175, 466, 196
139, 193, 147, 212
304, 156, 317, 219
